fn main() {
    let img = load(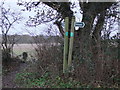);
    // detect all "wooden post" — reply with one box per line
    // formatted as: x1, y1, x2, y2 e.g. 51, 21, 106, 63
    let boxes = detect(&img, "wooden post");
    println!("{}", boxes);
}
63, 17, 69, 73
68, 17, 75, 69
